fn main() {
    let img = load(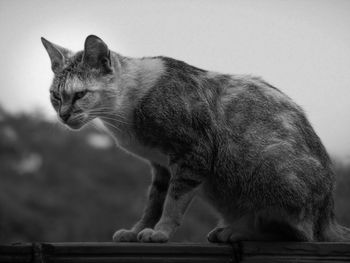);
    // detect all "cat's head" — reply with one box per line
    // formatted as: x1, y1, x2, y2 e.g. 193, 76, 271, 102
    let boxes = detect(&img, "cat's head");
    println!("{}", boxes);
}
42, 35, 118, 130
